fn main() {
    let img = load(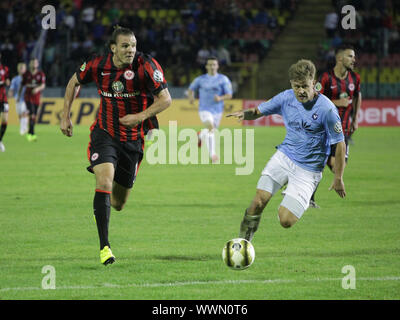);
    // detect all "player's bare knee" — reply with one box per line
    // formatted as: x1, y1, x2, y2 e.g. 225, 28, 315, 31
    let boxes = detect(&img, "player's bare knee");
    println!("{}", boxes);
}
111, 199, 124, 211
96, 176, 113, 192
278, 207, 297, 228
